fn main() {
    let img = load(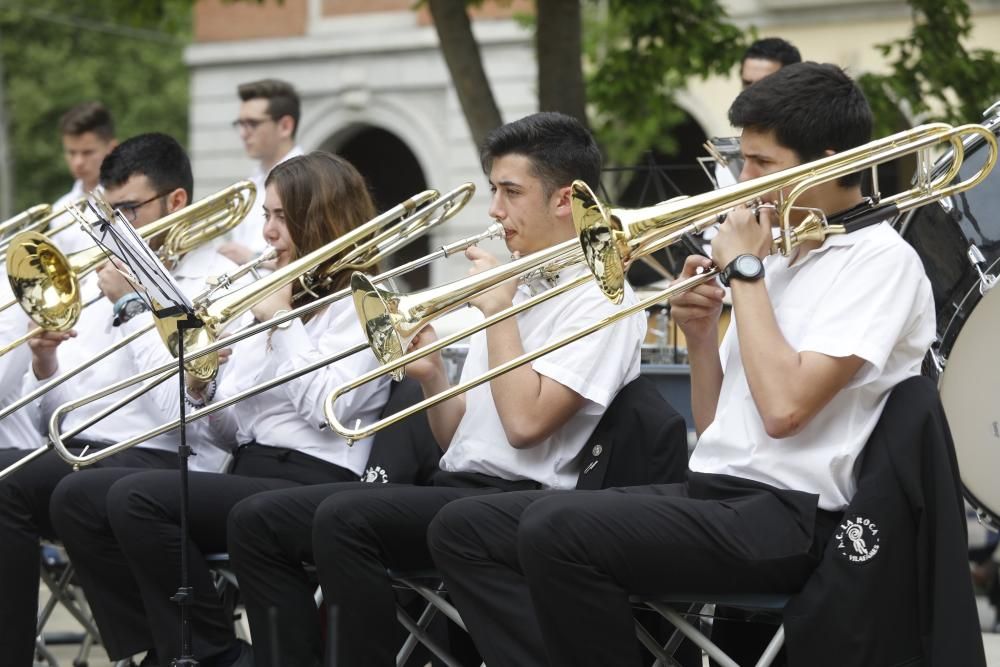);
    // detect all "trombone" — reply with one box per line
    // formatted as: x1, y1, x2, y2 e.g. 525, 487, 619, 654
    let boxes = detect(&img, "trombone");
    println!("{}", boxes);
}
0, 182, 256, 358
35, 184, 486, 470
322, 121, 998, 443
